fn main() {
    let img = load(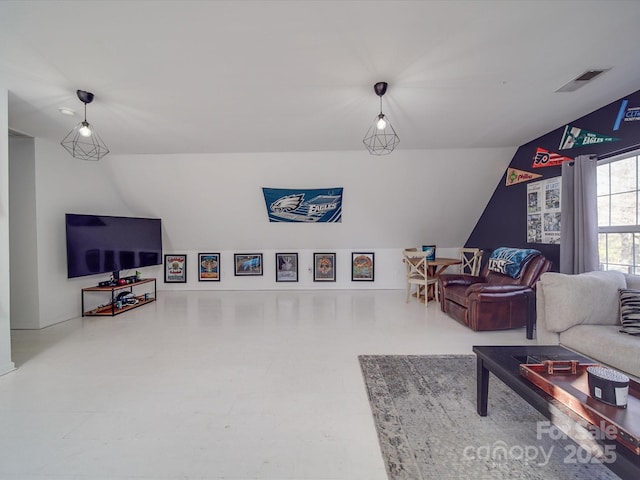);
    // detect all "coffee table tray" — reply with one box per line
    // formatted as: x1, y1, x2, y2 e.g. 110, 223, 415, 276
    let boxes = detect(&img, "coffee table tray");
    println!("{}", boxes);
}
519, 360, 640, 455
